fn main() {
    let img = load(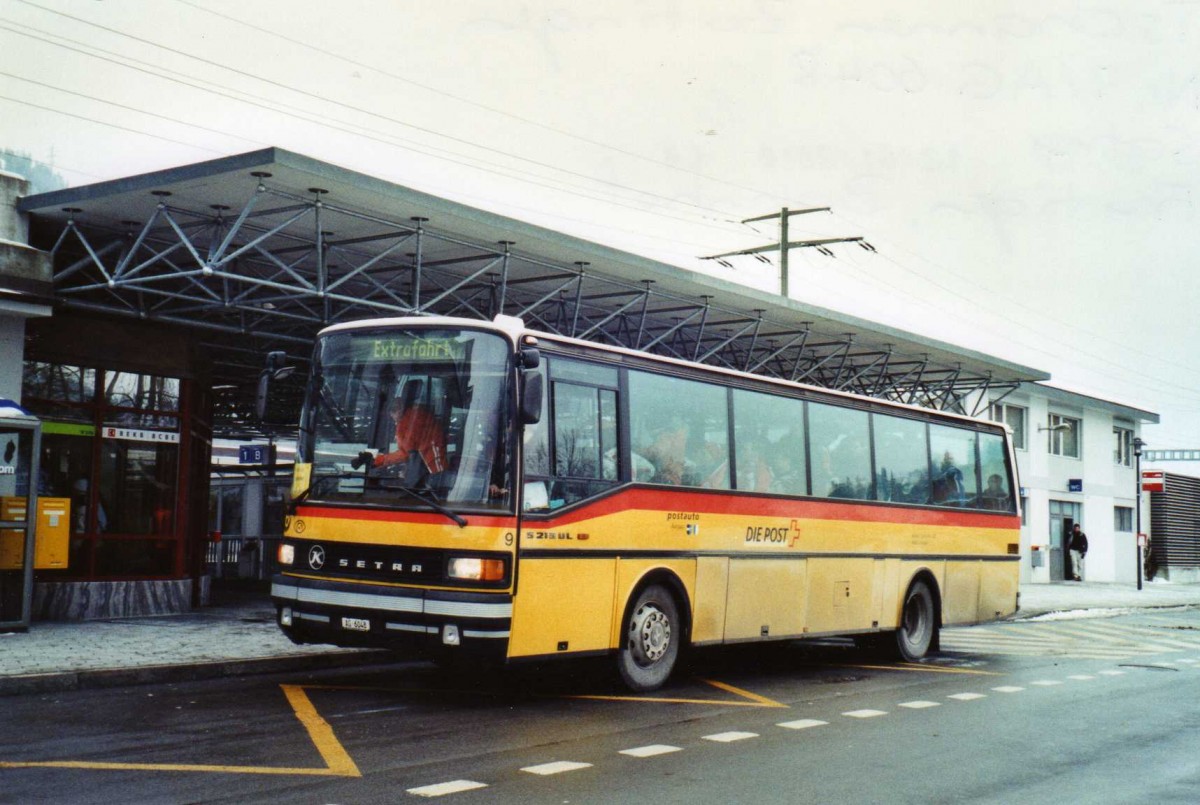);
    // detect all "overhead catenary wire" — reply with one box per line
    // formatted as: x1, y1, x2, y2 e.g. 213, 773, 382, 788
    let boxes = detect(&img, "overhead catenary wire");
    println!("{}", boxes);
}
13, 0, 751, 226
173, 0, 782, 208
0, 19, 741, 235
4, 2, 1193, 419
